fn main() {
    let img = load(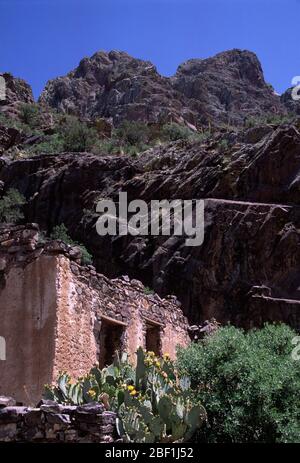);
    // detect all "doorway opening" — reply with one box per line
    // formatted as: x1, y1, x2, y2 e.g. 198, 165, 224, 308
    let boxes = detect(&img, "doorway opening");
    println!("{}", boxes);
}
145, 321, 161, 356
99, 318, 125, 368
